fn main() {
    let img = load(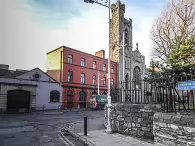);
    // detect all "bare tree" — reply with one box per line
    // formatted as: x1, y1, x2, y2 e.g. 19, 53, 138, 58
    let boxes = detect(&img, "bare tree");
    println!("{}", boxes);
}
150, 0, 195, 65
